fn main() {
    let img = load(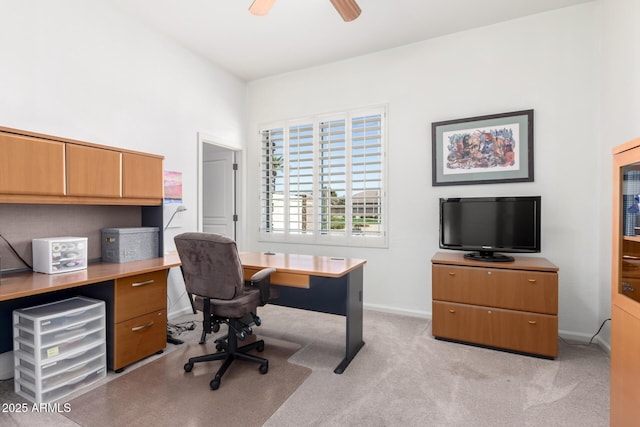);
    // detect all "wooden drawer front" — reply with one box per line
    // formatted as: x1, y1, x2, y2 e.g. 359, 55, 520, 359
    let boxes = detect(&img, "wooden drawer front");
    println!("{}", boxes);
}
432, 264, 558, 314
114, 270, 166, 322
113, 309, 166, 370
243, 267, 310, 288
432, 301, 558, 358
